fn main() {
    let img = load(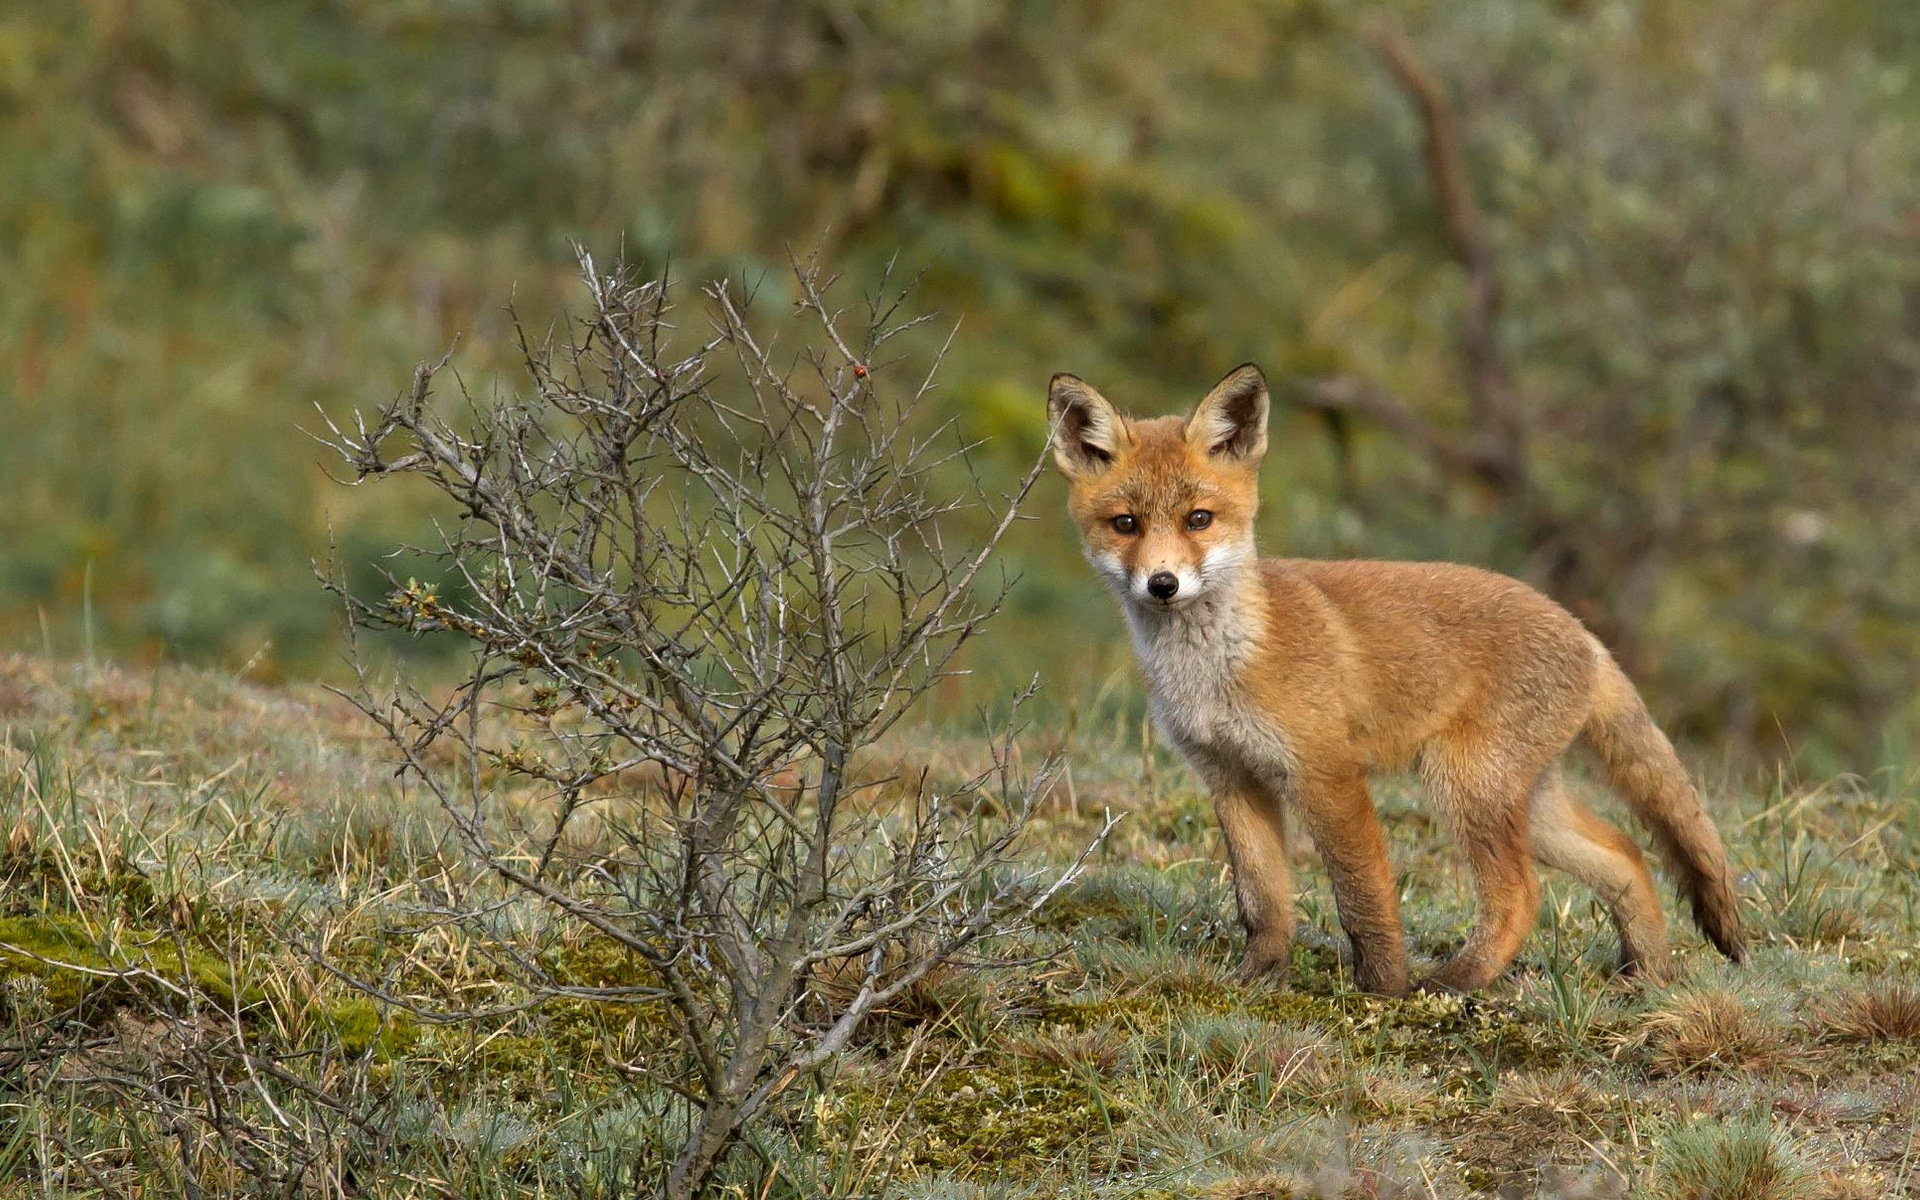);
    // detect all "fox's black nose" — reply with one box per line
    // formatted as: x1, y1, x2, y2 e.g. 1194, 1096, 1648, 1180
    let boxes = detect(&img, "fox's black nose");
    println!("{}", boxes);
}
1147, 571, 1180, 601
